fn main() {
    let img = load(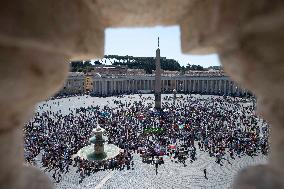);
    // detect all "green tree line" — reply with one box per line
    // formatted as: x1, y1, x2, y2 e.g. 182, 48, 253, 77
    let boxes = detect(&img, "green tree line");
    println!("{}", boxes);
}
70, 55, 205, 73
